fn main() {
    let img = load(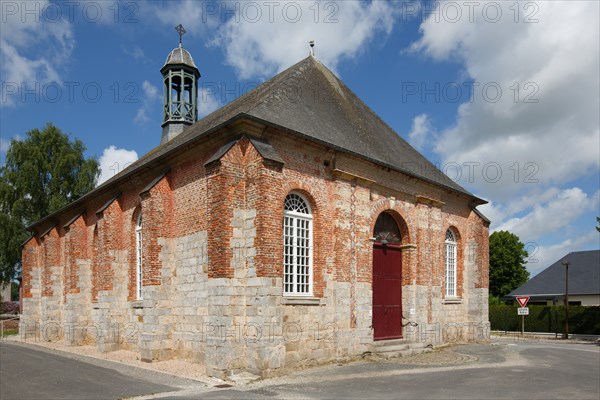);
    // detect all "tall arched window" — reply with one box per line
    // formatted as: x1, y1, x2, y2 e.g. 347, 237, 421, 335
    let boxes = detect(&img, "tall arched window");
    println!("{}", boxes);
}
136, 213, 143, 300
445, 229, 457, 297
283, 193, 313, 296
